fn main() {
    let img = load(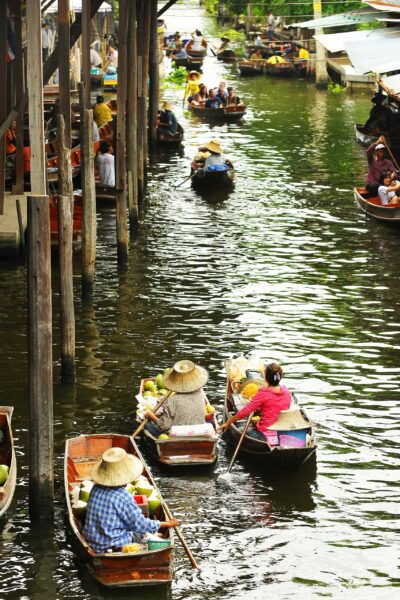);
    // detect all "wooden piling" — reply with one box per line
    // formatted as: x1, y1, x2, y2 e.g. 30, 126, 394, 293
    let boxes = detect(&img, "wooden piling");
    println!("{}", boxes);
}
58, 0, 72, 146
28, 195, 54, 518
82, 0, 92, 109
79, 84, 97, 298
126, 0, 139, 228
149, 0, 160, 143
142, 0, 152, 188
136, 0, 145, 201
115, 0, 129, 266
13, 0, 24, 194
0, 1, 7, 214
